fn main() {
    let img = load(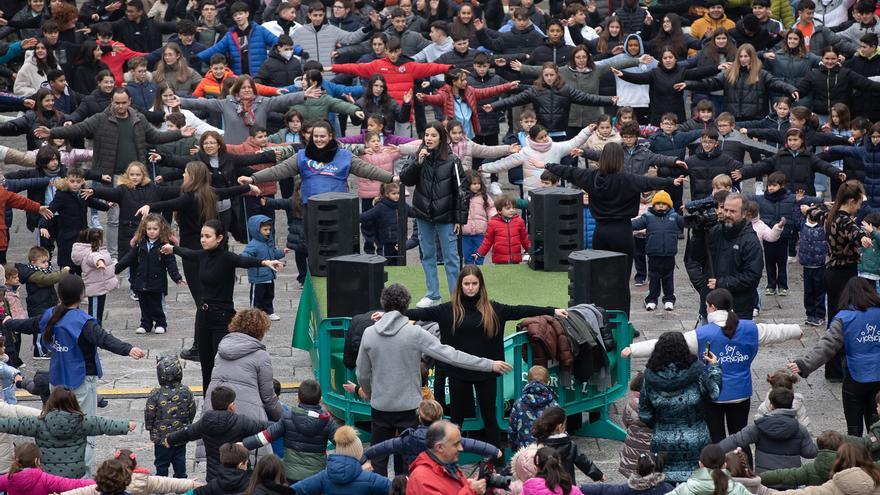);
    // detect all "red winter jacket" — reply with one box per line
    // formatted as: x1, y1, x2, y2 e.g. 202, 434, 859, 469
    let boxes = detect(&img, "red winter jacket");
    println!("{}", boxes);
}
0, 188, 40, 251
420, 82, 516, 136
332, 58, 450, 118
477, 214, 530, 264
406, 451, 477, 495
226, 138, 279, 197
